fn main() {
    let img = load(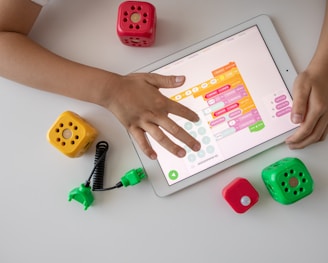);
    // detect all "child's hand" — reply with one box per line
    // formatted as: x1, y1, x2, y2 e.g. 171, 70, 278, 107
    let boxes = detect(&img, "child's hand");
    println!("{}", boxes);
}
286, 65, 328, 148
106, 73, 201, 160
